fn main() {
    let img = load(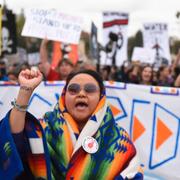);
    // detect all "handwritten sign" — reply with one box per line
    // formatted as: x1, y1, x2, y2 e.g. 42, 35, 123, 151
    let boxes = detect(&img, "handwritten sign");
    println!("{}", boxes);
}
21, 8, 83, 44
131, 47, 155, 64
